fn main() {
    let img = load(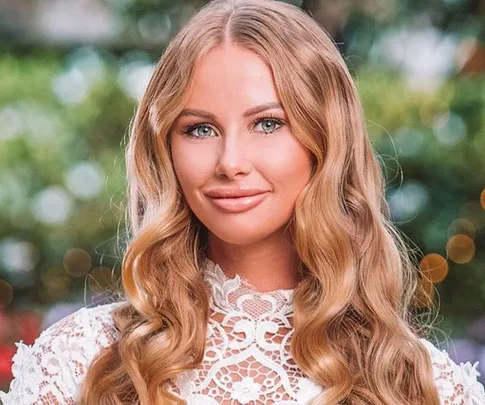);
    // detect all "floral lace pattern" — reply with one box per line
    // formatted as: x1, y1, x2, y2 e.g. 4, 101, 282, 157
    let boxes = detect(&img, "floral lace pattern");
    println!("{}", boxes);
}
0, 301, 120, 405
418, 338, 485, 404
0, 258, 484, 404
167, 258, 323, 404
